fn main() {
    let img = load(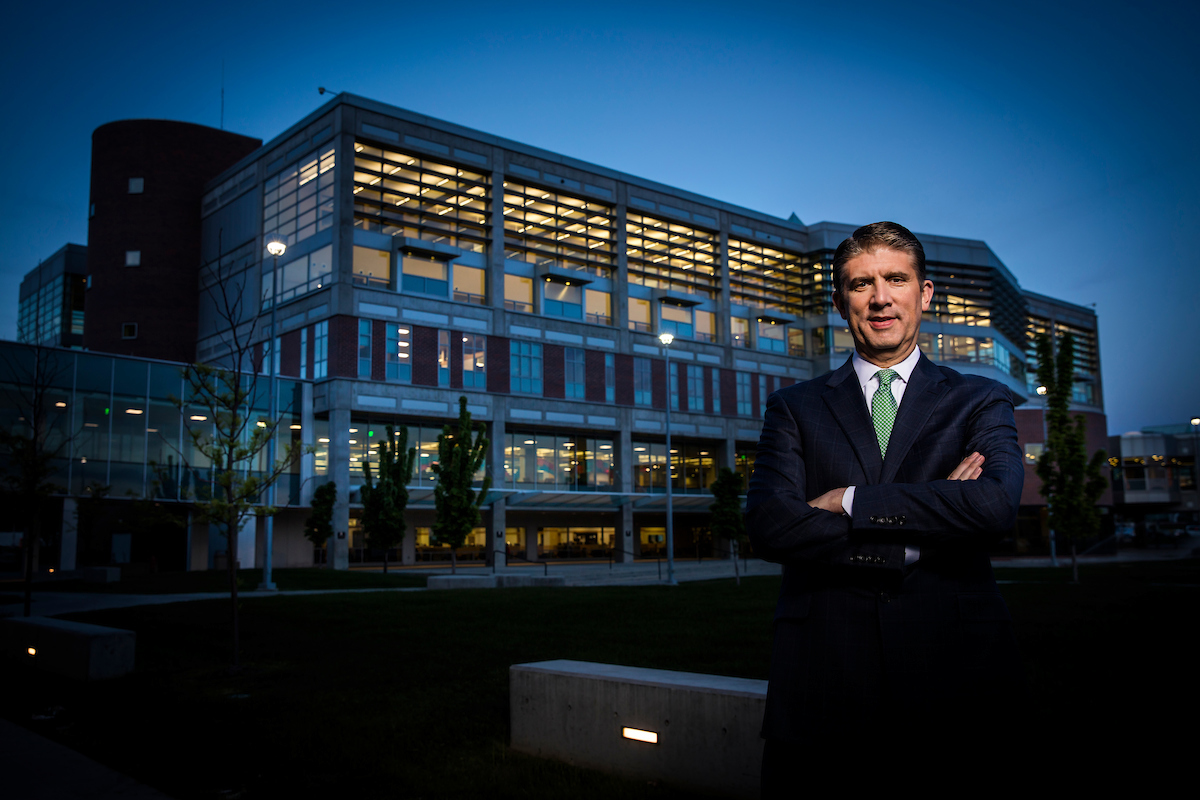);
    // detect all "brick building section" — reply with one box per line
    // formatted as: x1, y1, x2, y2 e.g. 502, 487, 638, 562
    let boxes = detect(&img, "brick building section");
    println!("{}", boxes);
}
543, 344, 565, 399
450, 331, 464, 390
720, 369, 737, 414
331, 316, 358, 378
412, 325, 437, 386
84, 120, 261, 361
486, 336, 509, 394
281, 330, 301, 378
651, 359, 666, 410
705, 367, 716, 413
614, 353, 634, 406
584, 350, 607, 402
371, 320, 386, 381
